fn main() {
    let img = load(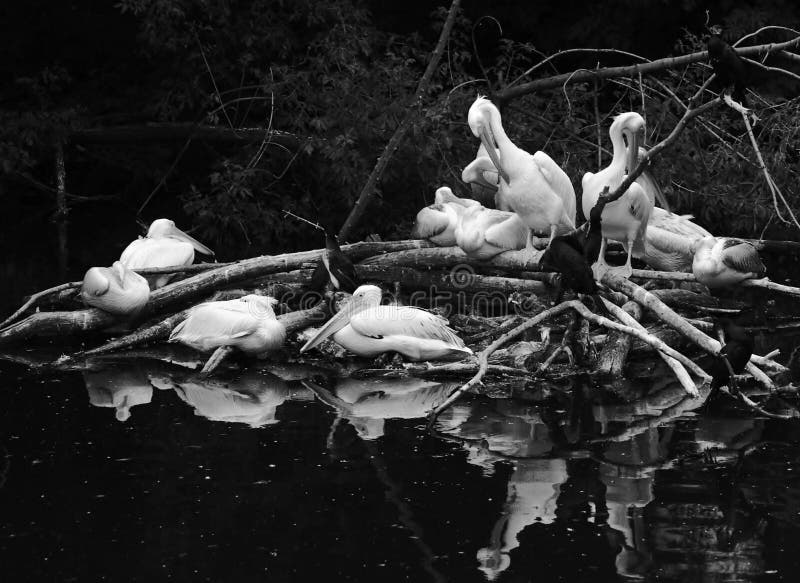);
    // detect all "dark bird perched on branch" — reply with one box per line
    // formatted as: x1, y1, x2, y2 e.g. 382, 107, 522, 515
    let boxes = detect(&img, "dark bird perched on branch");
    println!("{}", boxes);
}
539, 234, 610, 317
709, 319, 754, 391
707, 35, 749, 102
309, 225, 360, 294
